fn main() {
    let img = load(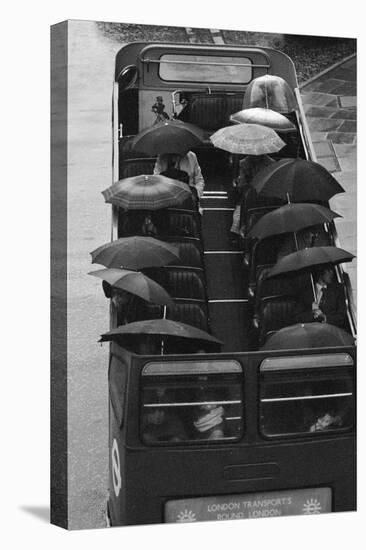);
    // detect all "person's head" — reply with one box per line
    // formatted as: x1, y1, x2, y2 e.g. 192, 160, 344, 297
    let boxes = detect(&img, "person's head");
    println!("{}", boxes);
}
317, 264, 334, 285
102, 280, 132, 308
111, 288, 132, 310
145, 408, 165, 425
